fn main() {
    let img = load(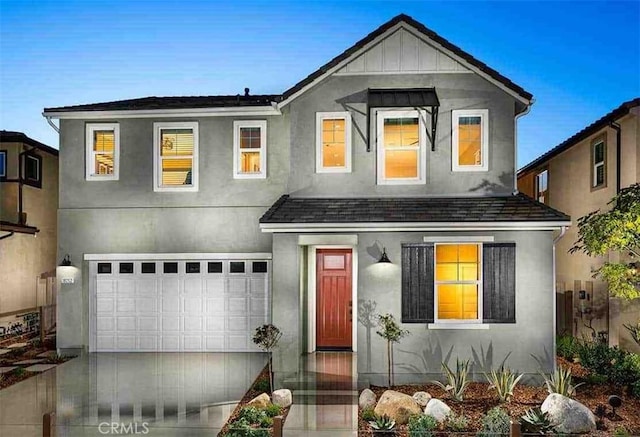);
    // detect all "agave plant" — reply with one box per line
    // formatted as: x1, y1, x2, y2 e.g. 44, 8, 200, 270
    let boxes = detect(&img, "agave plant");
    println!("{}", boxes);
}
520, 408, 555, 434
369, 414, 396, 435
484, 365, 524, 403
540, 365, 584, 397
431, 358, 470, 401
